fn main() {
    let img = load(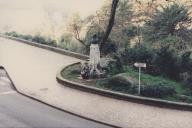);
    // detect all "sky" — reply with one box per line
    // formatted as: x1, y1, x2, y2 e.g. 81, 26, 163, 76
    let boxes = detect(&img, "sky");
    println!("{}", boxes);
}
0, 0, 105, 34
